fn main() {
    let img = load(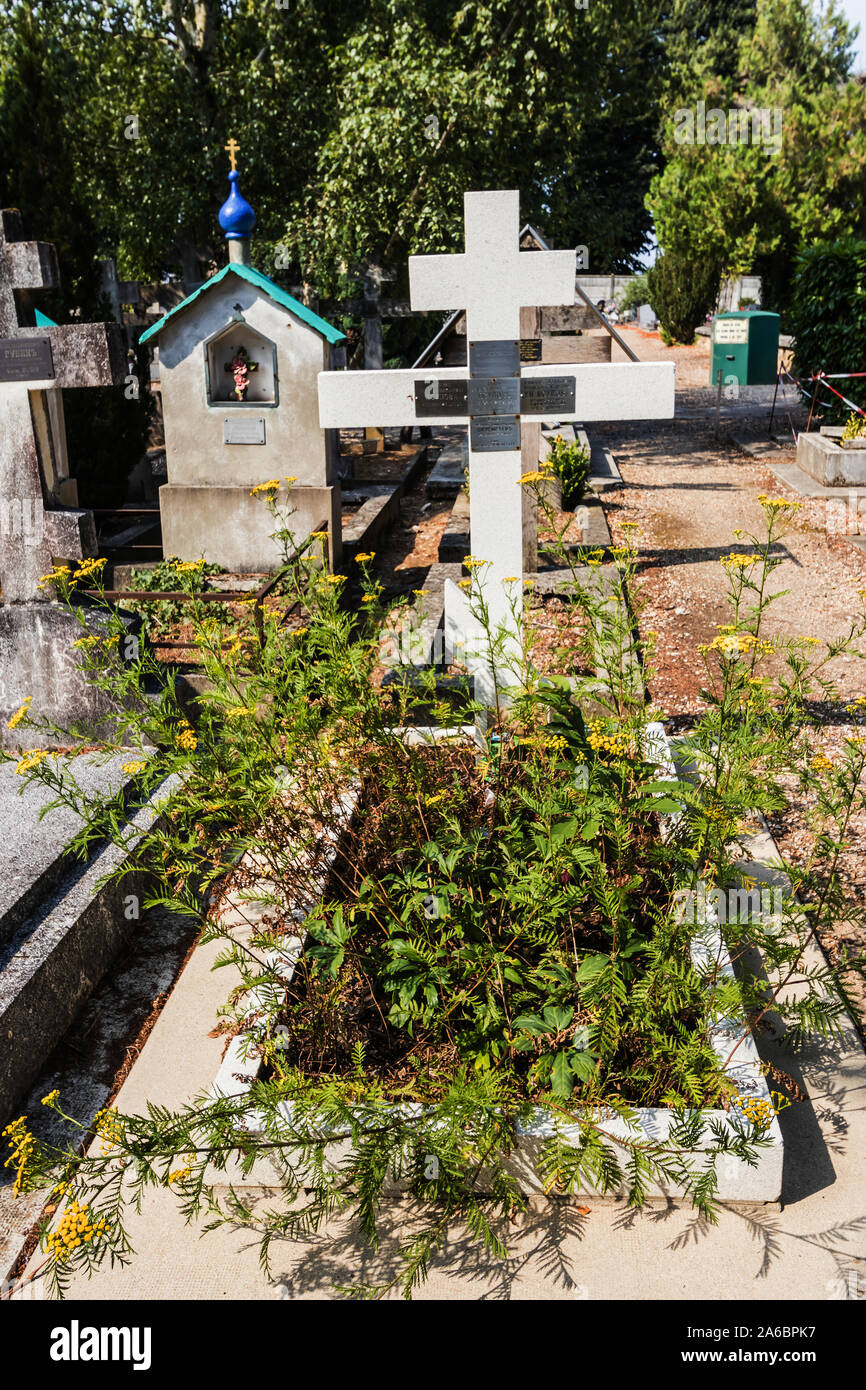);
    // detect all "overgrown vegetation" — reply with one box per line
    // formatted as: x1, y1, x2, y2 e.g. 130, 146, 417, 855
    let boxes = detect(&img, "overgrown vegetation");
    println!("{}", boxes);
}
788, 240, 866, 422
126, 556, 227, 637
543, 434, 590, 510
4, 486, 866, 1299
